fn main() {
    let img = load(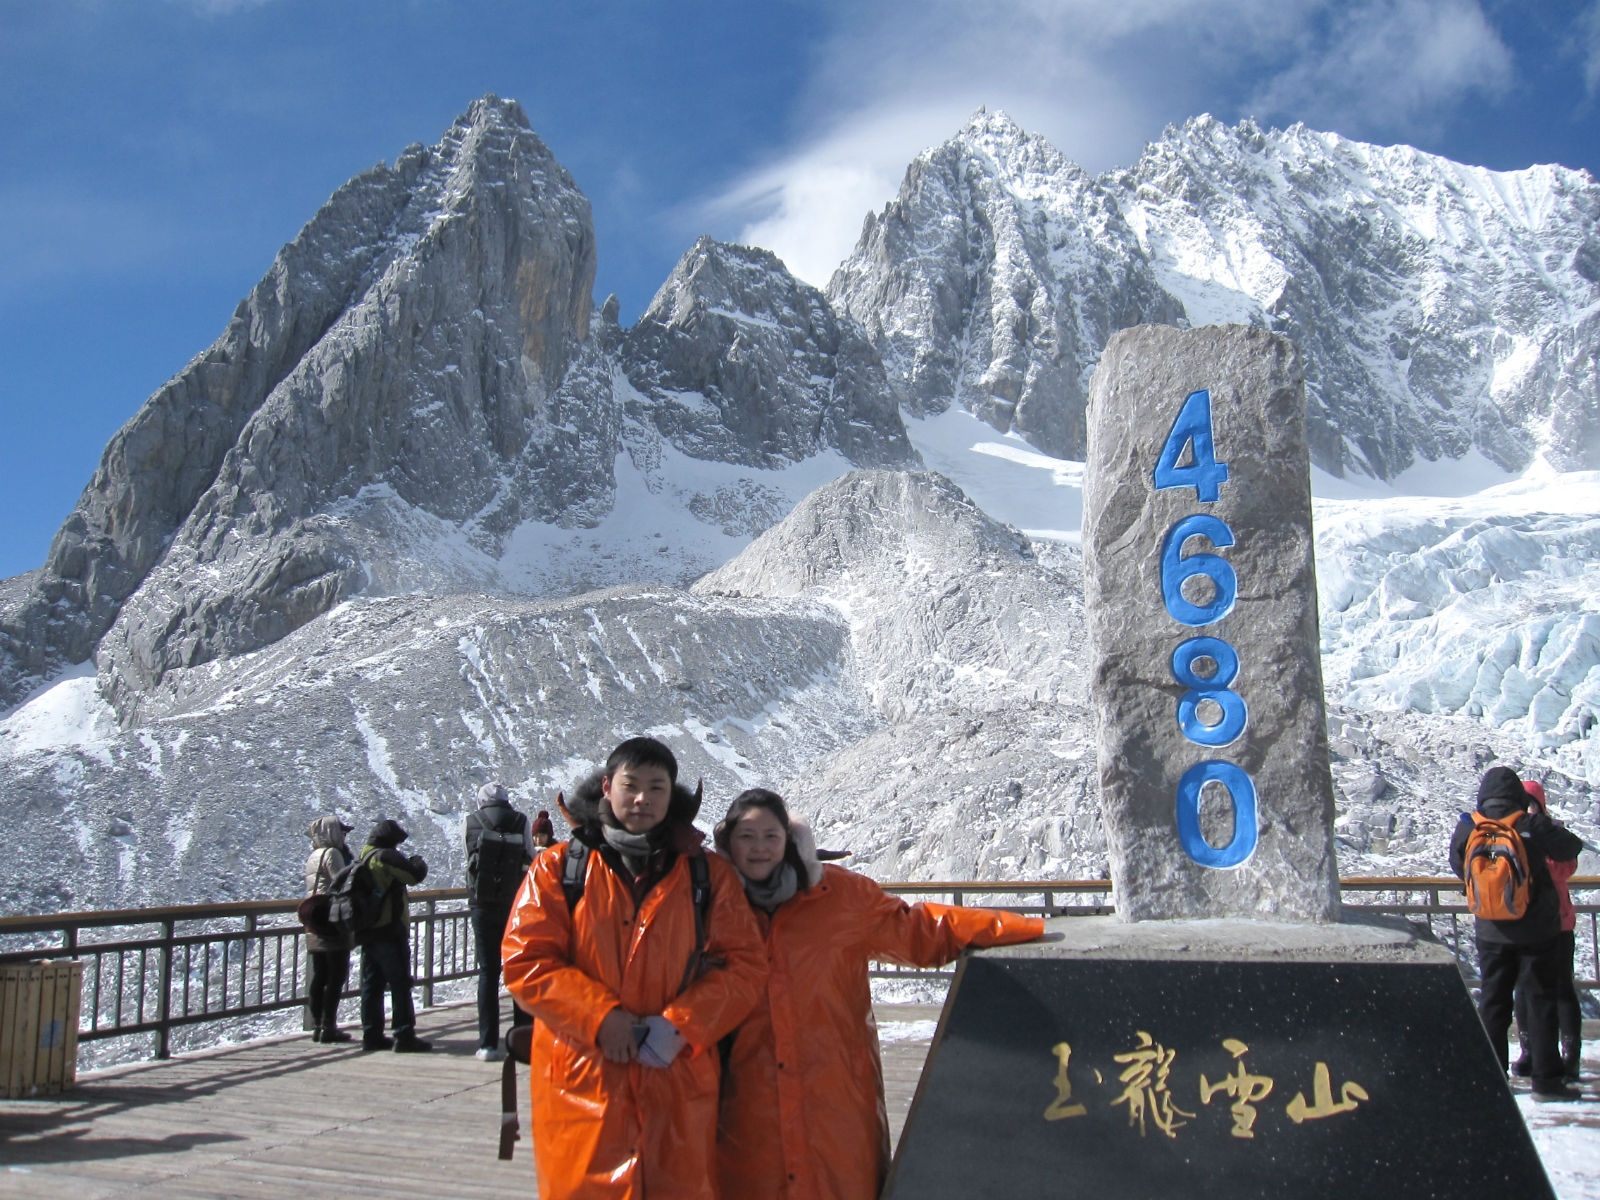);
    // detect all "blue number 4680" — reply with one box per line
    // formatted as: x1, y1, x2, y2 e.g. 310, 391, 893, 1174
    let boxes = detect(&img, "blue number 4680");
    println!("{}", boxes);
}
1153, 389, 1229, 502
